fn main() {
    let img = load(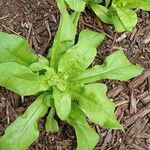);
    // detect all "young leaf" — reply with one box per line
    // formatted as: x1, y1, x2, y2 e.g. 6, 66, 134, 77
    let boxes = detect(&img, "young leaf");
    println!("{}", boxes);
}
71, 84, 123, 129
45, 107, 59, 133
67, 104, 99, 150
0, 32, 37, 66
73, 50, 144, 84
64, 0, 86, 12
49, 0, 80, 71
29, 55, 50, 73
53, 87, 71, 120
110, 4, 137, 32
90, 3, 113, 24
58, 29, 105, 79
0, 62, 49, 96
0, 94, 49, 150
105, 0, 111, 7
112, 0, 127, 6
113, 0, 150, 11
125, 0, 150, 11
